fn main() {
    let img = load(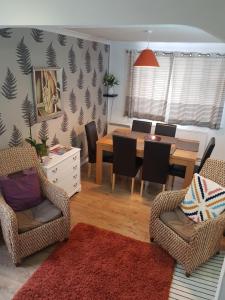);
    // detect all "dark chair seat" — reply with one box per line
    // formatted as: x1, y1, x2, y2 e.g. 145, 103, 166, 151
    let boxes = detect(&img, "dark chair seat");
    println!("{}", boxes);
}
112, 135, 142, 193
169, 164, 199, 178
169, 137, 215, 182
16, 199, 62, 233
155, 123, 177, 137
103, 151, 113, 163
135, 157, 143, 173
140, 141, 171, 196
85, 121, 113, 177
132, 120, 152, 134
160, 207, 197, 242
